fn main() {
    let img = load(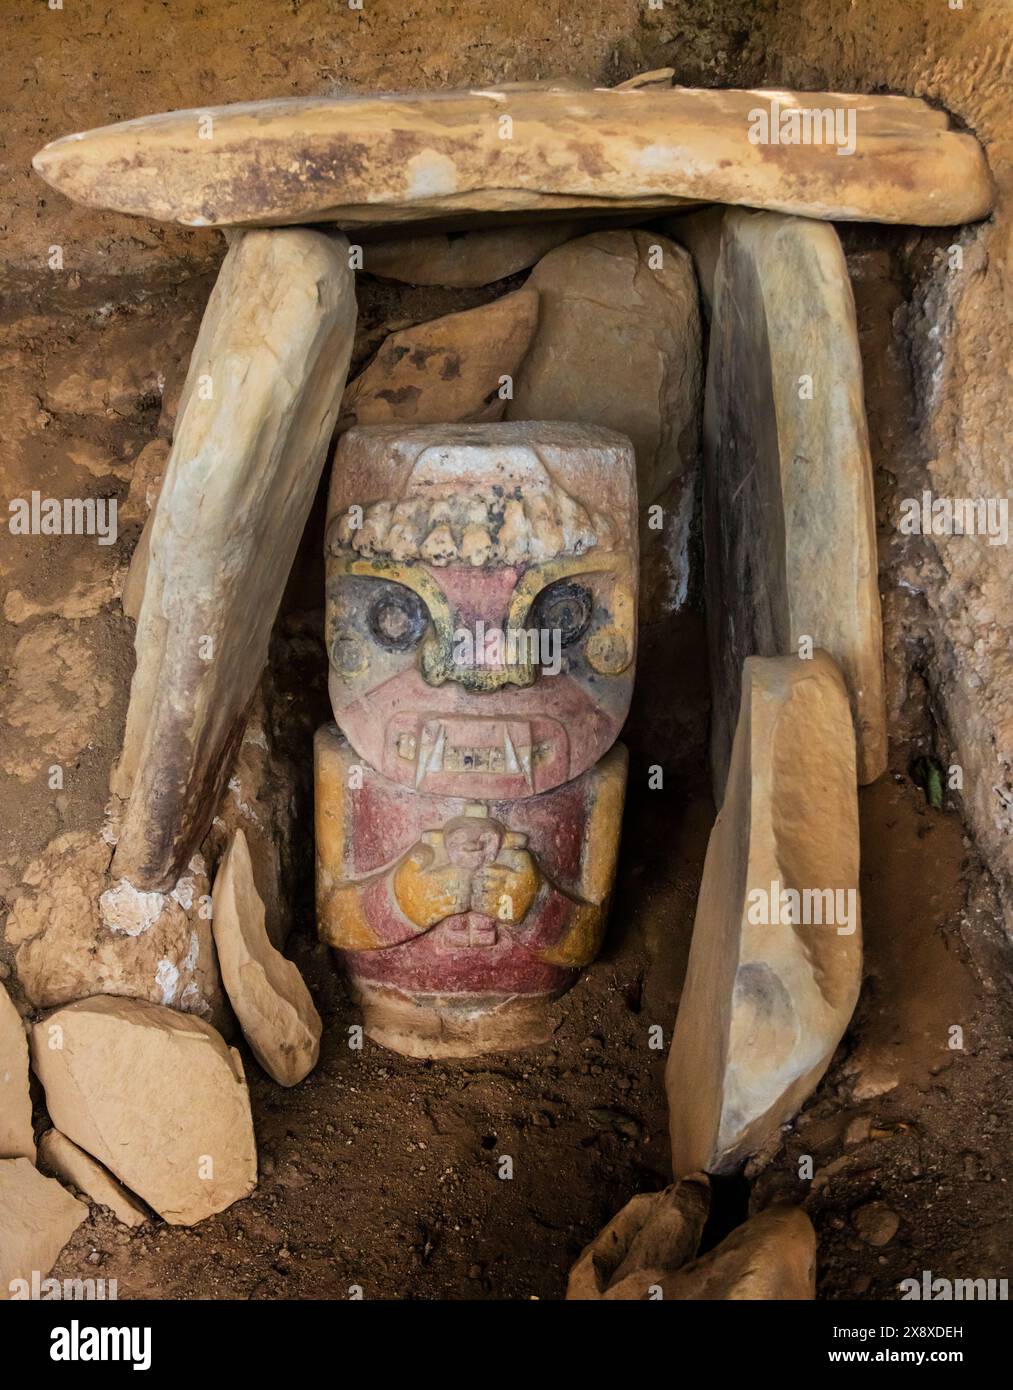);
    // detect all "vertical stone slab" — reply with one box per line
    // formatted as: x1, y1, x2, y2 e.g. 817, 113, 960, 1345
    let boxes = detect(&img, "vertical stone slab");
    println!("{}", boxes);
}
666, 652, 862, 1177
112, 228, 357, 890
704, 209, 886, 800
